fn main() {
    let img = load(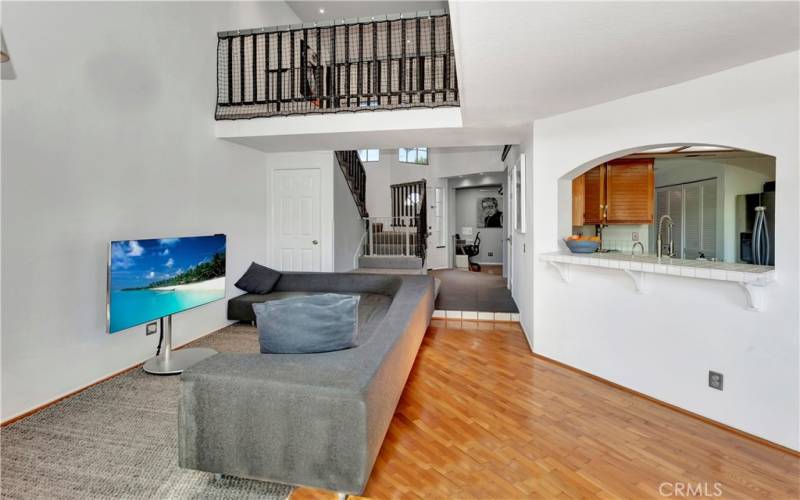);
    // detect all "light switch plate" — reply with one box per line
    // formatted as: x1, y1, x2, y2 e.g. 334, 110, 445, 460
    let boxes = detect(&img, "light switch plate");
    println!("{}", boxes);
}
632, 232, 639, 241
